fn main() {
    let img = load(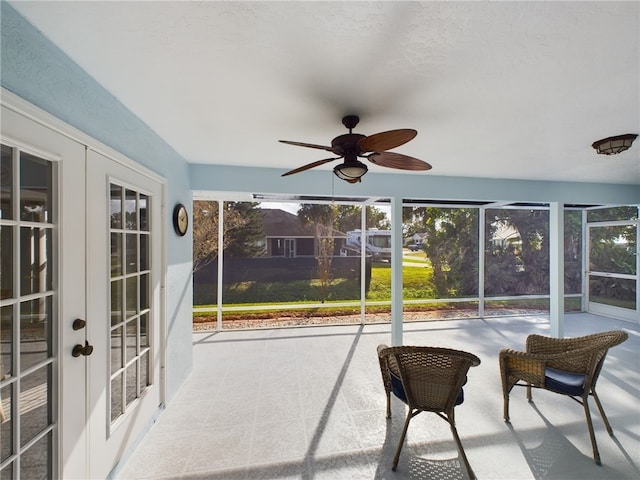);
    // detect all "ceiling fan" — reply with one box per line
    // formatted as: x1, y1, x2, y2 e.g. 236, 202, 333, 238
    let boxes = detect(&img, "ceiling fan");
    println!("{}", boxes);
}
279, 115, 432, 183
